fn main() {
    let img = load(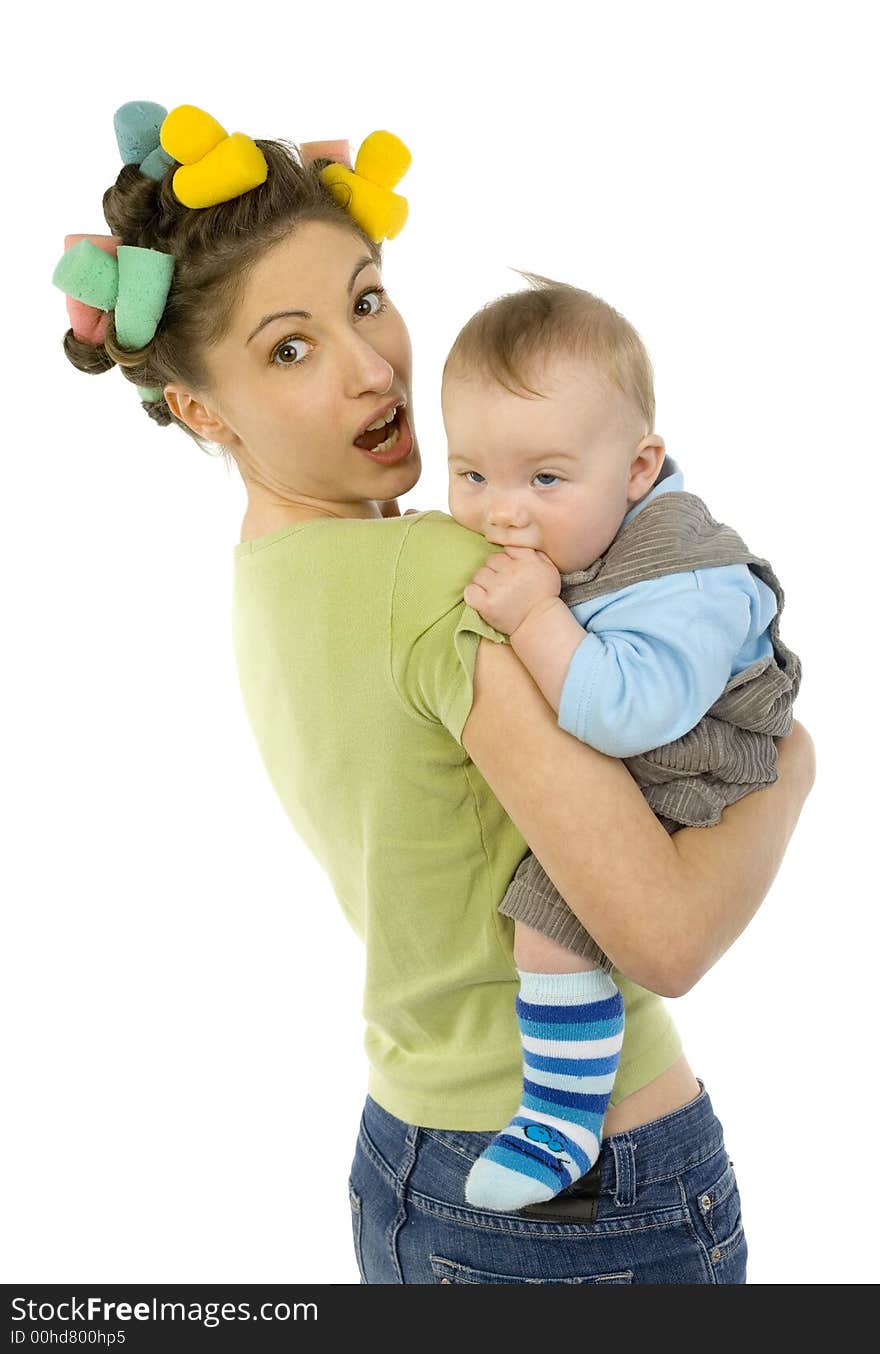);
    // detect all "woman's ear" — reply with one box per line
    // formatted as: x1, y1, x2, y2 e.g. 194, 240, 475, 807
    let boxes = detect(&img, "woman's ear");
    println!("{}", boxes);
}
627, 433, 666, 501
164, 385, 236, 444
